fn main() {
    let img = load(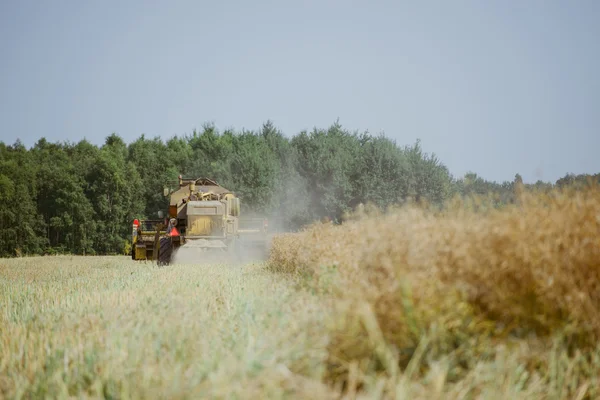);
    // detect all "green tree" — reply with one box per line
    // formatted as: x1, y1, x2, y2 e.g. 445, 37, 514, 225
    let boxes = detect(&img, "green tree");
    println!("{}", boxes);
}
87, 134, 144, 254
31, 138, 96, 254
187, 124, 234, 185
0, 140, 44, 256
404, 139, 452, 206
351, 133, 411, 210
229, 129, 280, 213
291, 122, 361, 223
